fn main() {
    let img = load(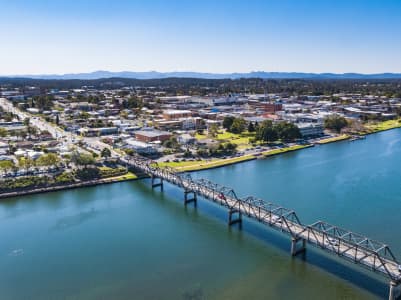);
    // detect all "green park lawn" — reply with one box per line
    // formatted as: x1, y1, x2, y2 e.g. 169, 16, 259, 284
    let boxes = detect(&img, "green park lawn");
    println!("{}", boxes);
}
364, 119, 401, 133
195, 130, 256, 150
157, 155, 256, 172
260, 144, 311, 156
316, 134, 350, 144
